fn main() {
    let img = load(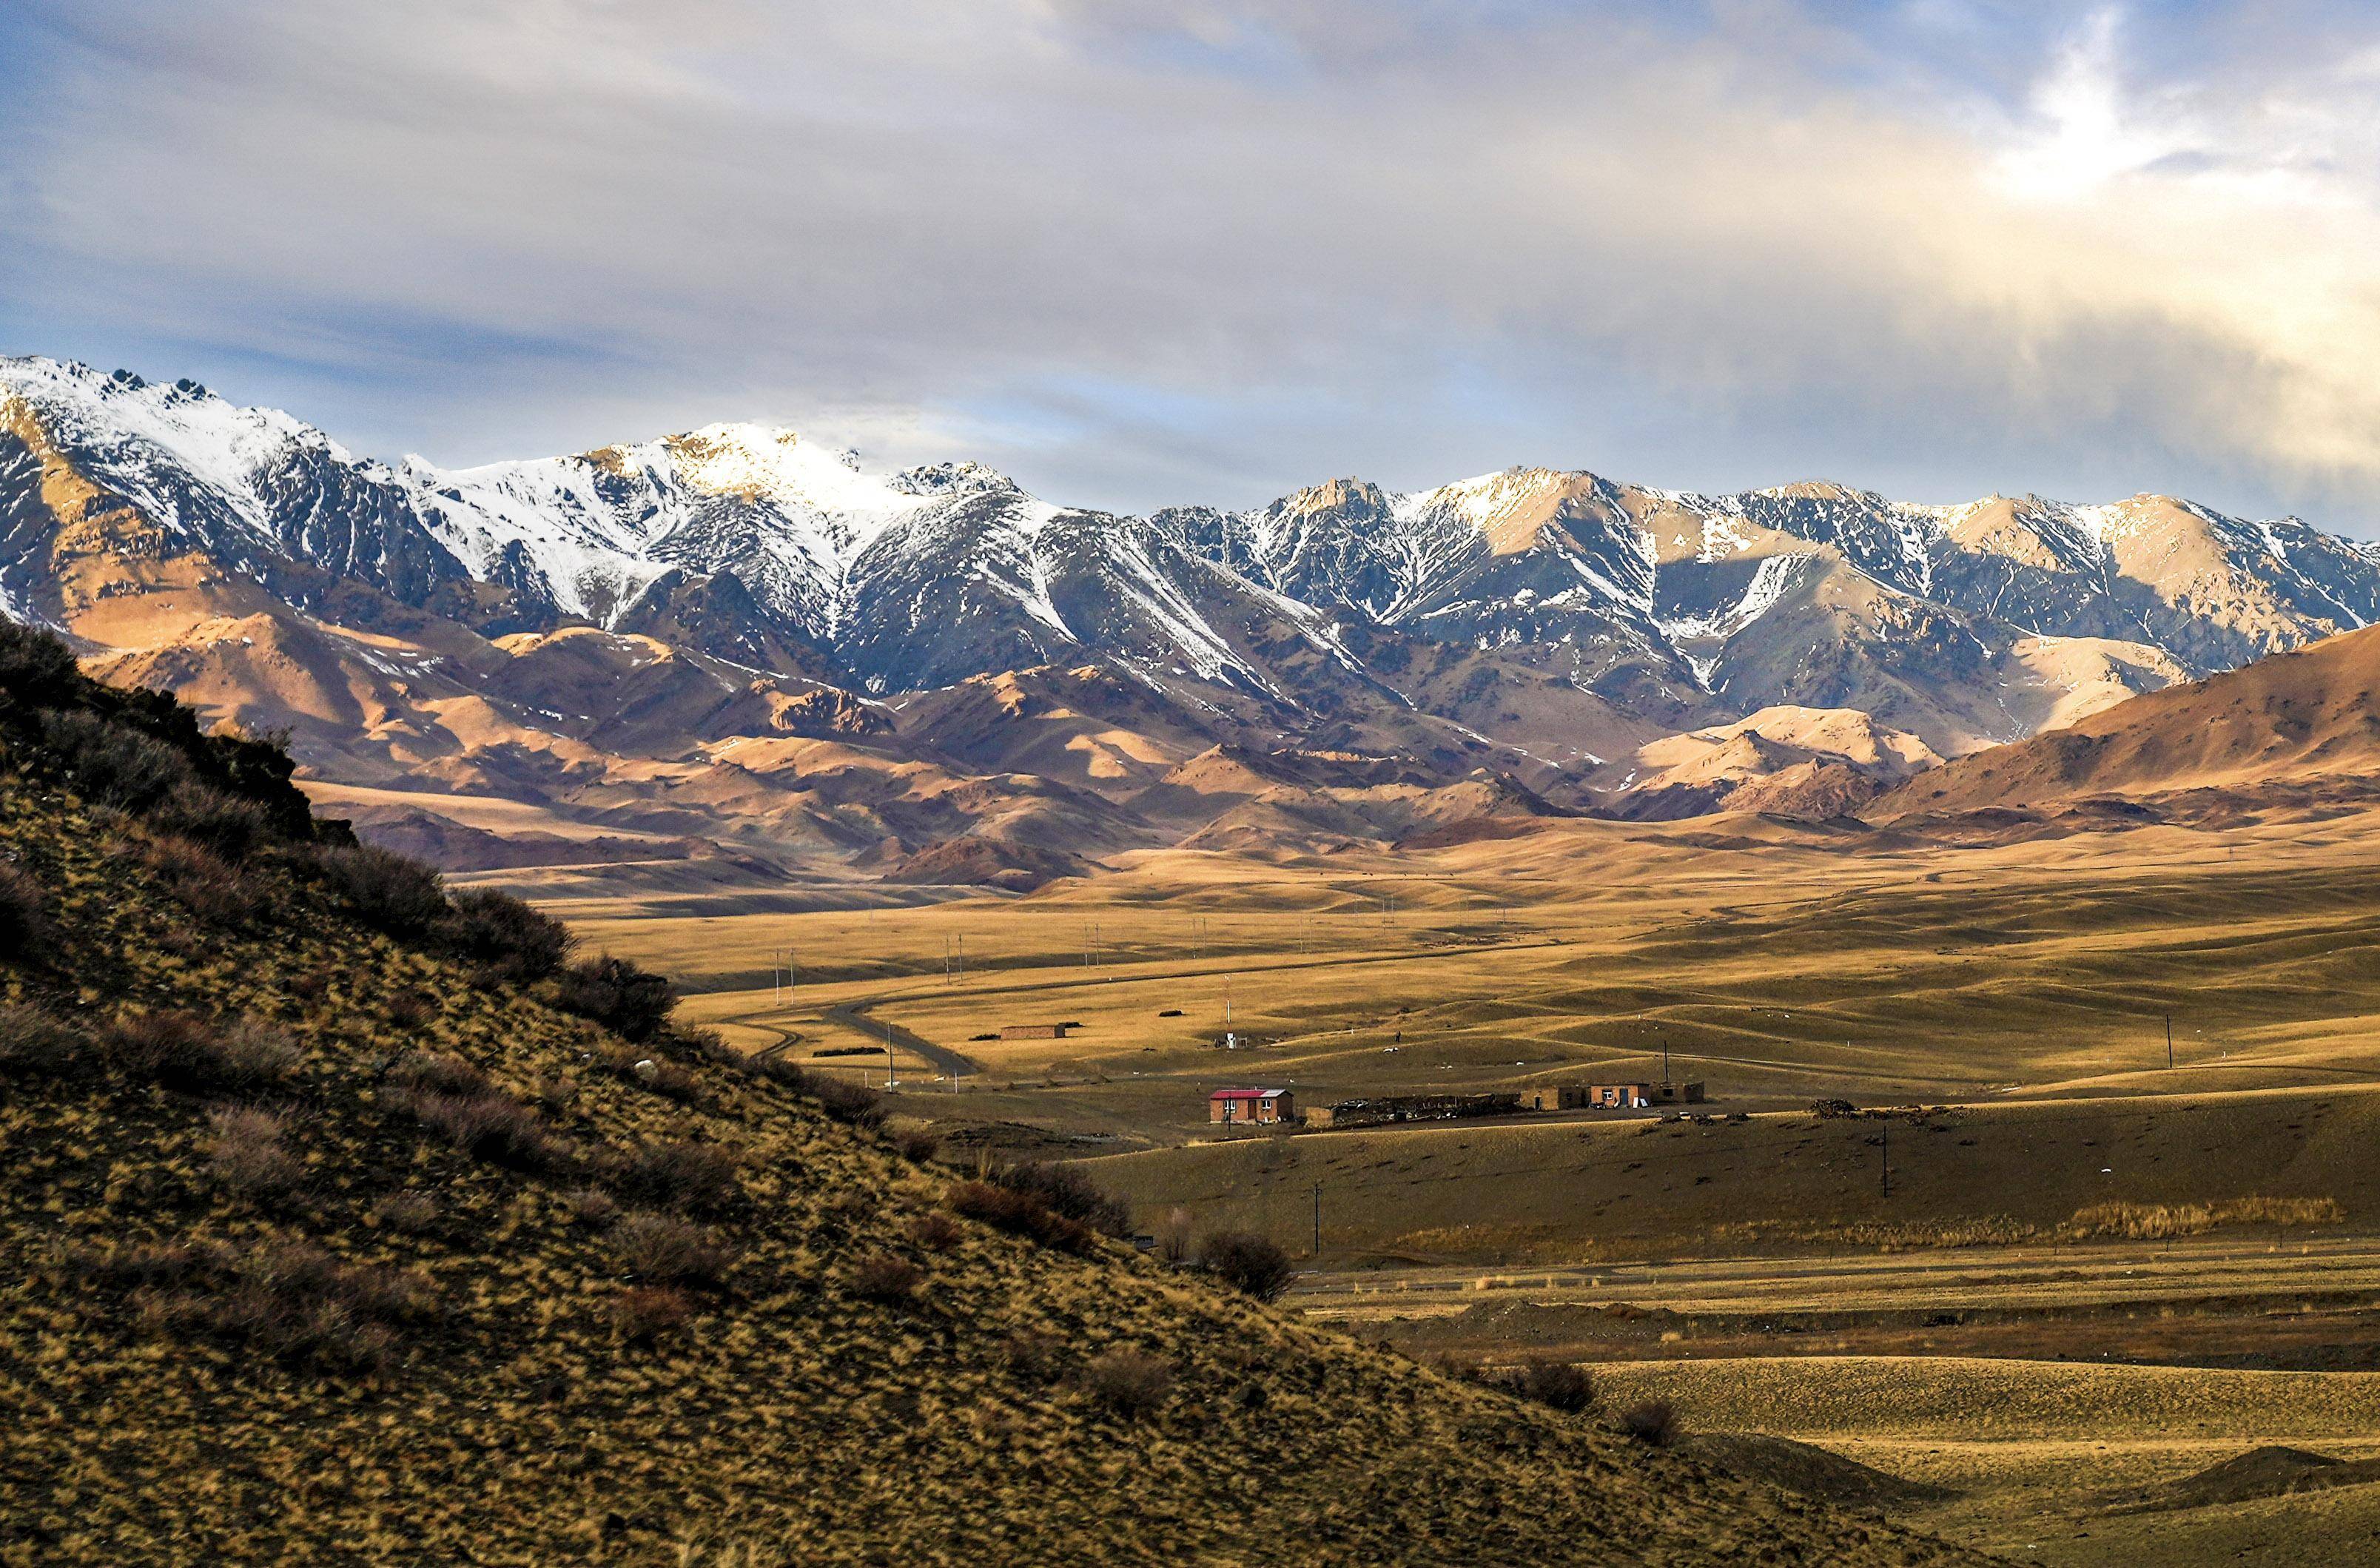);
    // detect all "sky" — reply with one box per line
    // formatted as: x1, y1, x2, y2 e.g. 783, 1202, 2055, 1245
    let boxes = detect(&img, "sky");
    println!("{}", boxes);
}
4, 1, 2379, 529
